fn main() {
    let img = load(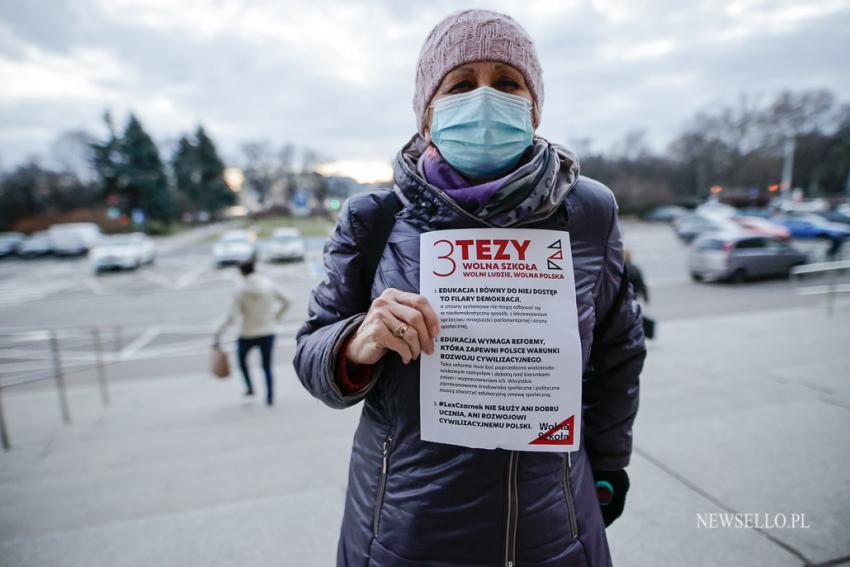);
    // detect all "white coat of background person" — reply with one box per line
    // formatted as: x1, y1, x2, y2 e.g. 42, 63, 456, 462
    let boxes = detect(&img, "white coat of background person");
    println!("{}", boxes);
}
213, 258, 290, 405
